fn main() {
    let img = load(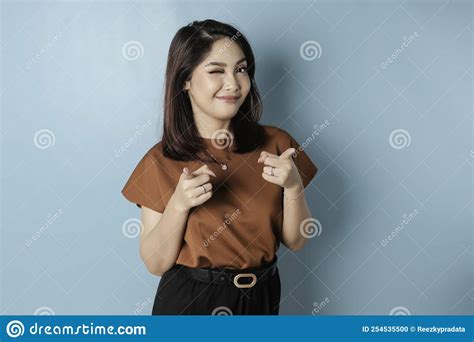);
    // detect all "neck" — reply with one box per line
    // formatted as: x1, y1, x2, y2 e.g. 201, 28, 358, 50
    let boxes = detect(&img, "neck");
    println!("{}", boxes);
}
194, 113, 231, 139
